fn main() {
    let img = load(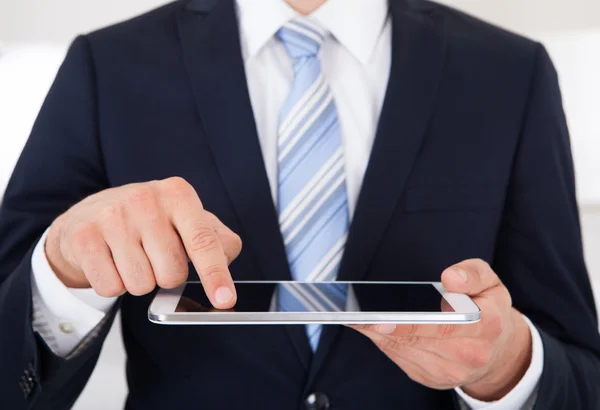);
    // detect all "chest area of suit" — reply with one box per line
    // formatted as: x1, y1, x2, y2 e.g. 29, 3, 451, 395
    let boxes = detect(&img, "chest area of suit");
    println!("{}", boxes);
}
96, 63, 520, 282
